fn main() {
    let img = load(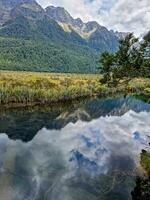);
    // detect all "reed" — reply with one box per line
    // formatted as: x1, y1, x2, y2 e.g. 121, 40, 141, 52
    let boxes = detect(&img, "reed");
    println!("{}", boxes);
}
0, 71, 150, 106
0, 71, 102, 105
